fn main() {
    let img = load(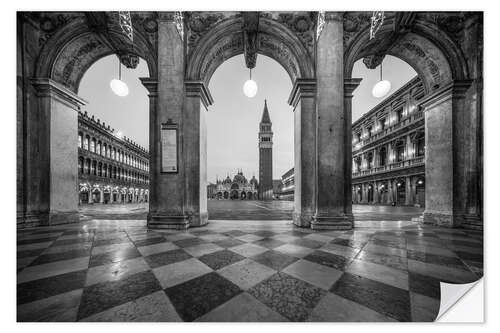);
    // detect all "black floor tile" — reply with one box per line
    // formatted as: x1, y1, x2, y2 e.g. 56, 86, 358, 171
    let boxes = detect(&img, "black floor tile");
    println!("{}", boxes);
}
17, 248, 45, 259
407, 250, 469, 270
222, 230, 248, 237
214, 238, 246, 248
17, 269, 87, 305
29, 248, 91, 266
371, 238, 406, 250
408, 271, 442, 299
291, 238, 324, 249
173, 237, 207, 248
330, 238, 367, 249
455, 250, 483, 262
198, 250, 245, 270
133, 237, 166, 248
253, 238, 285, 249
89, 246, 141, 268
252, 251, 298, 271
17, 237, 58, 246
165, 272, 242, 321
77, 270, 162, 320
304, 250, 351, 270
252, 230, 278, 238
144, 249, 192, 269
248, 272, 326, 322
331, 272, 411, 322
51, 237, 93, 247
